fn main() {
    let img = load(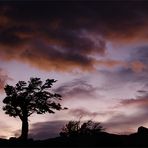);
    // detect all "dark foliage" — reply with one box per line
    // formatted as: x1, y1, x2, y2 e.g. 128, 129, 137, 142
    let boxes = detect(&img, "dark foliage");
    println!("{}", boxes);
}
60, 120, 105, 137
